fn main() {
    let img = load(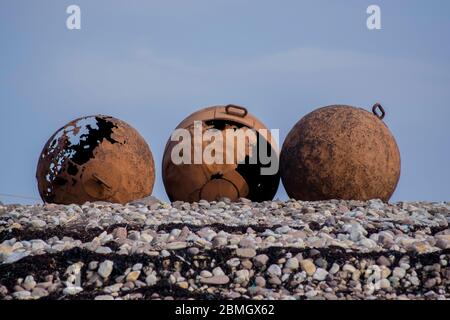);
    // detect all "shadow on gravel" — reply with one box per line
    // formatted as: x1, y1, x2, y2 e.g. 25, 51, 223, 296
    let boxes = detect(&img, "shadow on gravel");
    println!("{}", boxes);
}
1, 245, 448, 300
